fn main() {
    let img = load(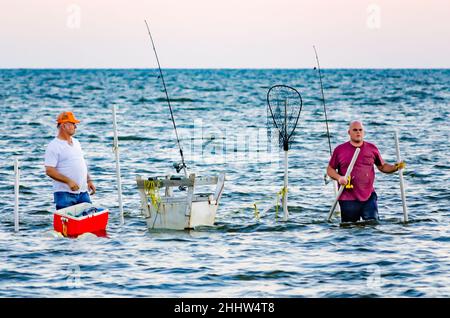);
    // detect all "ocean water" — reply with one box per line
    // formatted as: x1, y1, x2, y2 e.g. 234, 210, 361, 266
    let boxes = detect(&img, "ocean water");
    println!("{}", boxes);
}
0, 69, 449, 297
